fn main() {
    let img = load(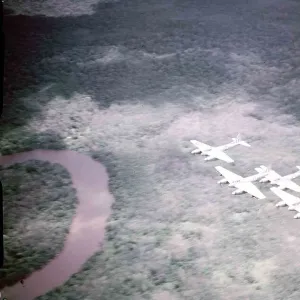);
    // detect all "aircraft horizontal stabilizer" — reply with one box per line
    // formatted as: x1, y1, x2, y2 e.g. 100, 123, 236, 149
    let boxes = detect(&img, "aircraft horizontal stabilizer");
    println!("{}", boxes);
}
239, 141, 251, 147
232, 133, 251, 147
